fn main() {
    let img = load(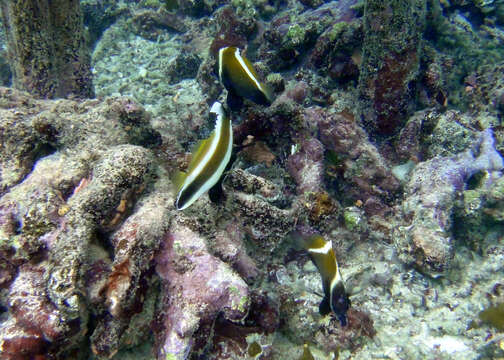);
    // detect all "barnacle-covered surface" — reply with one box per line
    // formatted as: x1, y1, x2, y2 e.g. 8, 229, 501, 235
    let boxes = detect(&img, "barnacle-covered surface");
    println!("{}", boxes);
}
1, 0, 504, 359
